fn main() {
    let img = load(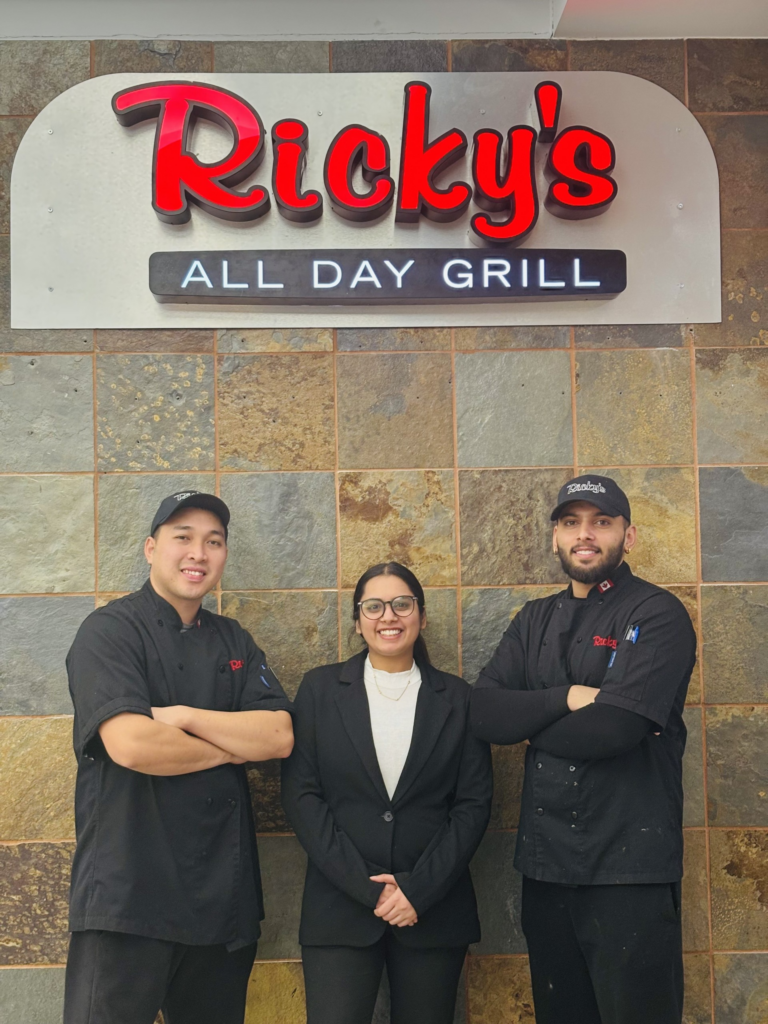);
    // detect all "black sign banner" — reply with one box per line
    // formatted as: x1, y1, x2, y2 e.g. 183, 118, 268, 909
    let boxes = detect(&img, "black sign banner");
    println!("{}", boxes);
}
149, 248, 626, 305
